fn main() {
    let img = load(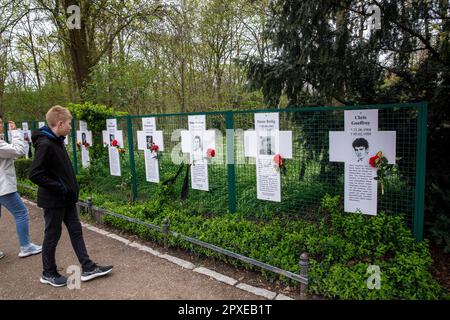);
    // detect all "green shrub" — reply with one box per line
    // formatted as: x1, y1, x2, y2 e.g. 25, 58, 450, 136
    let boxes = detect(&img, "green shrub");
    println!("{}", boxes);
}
14, 158, 33, 180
